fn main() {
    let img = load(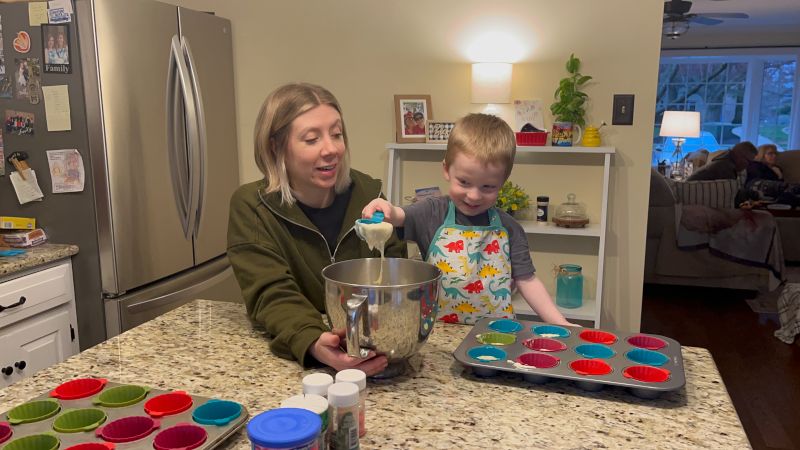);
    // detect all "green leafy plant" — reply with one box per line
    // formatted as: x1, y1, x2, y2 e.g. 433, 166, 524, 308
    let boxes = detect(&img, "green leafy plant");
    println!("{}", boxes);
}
550, 53, 592, 127
496, 181, 530, 214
